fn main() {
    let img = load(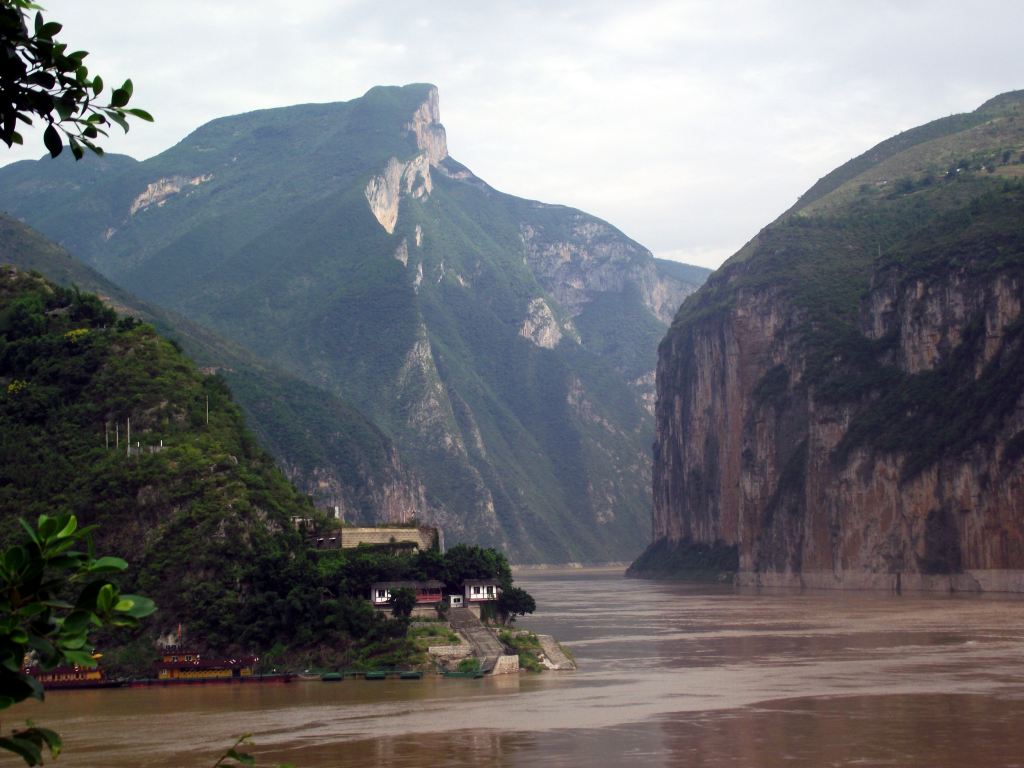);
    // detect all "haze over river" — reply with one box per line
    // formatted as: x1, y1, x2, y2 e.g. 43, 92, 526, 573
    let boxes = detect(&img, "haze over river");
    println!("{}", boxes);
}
15, 570, 1024, 767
